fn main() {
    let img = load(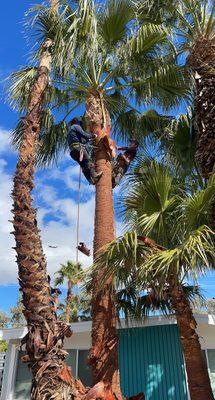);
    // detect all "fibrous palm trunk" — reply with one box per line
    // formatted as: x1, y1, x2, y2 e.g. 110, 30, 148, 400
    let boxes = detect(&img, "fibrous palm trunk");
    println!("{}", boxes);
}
65, 280, 73, 324
11, 3, 83, 398
169, 284, 214, 400
86, 90, 122, 400
187, 36, 215, 179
